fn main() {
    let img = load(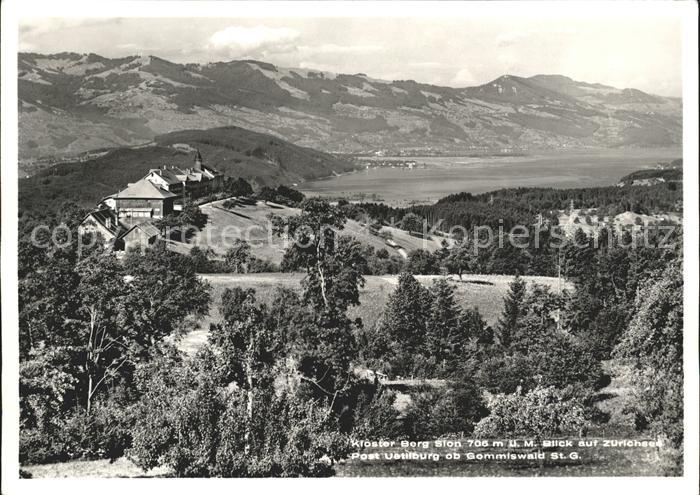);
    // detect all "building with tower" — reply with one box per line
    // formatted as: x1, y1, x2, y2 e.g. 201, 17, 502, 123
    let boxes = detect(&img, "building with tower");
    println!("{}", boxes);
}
82, 150, 225, 249
98, 149, 224, 221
